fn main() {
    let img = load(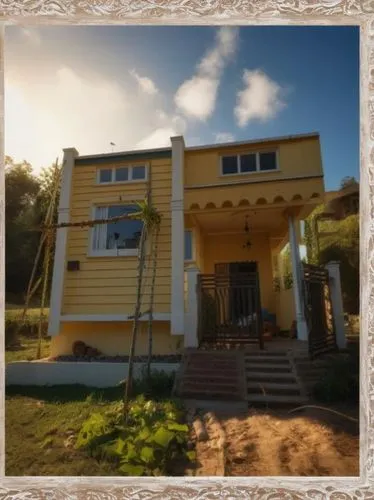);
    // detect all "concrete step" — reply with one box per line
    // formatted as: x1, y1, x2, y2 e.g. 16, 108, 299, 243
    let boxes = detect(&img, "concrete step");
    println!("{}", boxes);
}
247, 371, 295, 381
244, 355, 290, 364
247, 393, 308, 405
245, 364, 292, 373
182, 375, 239, 386
247, 381, 301, 392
